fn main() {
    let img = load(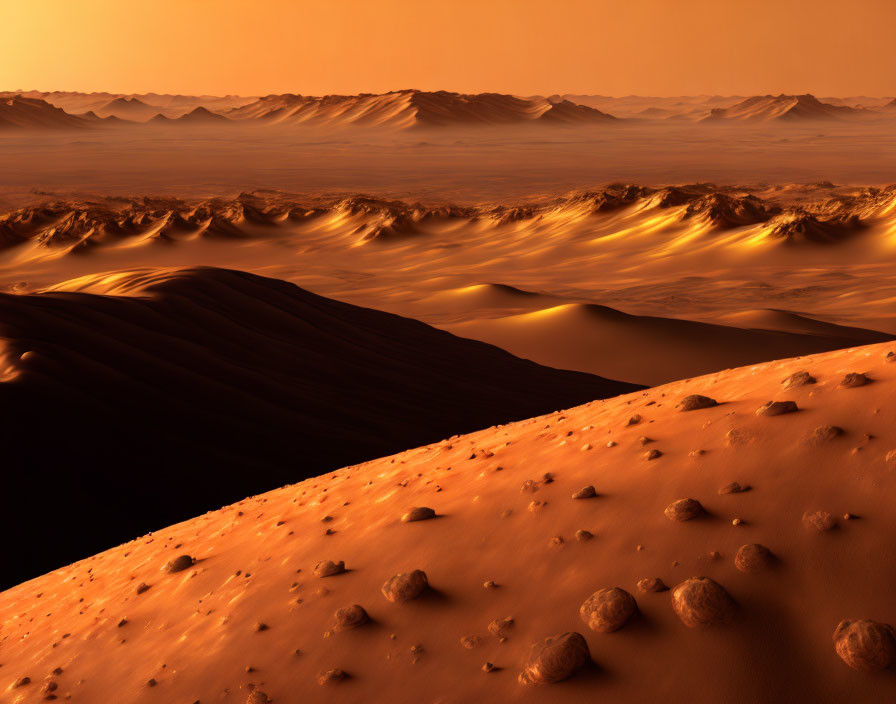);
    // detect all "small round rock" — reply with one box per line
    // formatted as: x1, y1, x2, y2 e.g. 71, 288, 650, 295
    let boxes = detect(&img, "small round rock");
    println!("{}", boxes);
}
756, 401, 798, 416
734, 544, 775, 573
664, 499, 704, 522
572, 485, 597, 500
246, 692, 271, 704
810, 426, 843, 444
782, 371, 816, 389
718, 482, 747, 495
671, 577, 736, 628
402, 507, 436, 523
637, 577, 668, 593
313, 560, 346, 578
833, 619, 896, 672
677, 395, 718, 412
165, 555, 195, 574
382, 570, 429, 603
520, 632, 590, 684
841, 372, 871, 388
804, 510, 836, 531
334, 604, 369, 631
579, 587, 638, 632
318, 669, 347, 685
